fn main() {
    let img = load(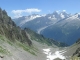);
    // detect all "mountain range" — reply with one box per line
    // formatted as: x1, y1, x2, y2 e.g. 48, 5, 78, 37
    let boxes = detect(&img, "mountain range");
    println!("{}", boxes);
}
0, 8, 68, 60
13, 11, 80, 45
0, 8, 80, 60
